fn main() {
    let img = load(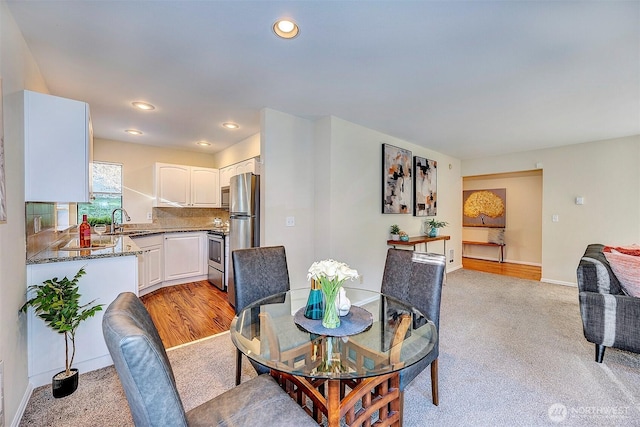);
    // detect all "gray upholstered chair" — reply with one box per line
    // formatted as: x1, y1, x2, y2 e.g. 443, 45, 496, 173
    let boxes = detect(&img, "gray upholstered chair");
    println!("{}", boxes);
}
381, 248, 445, 408
102, 292, 315, 427
577, 244, 640, 362
231, 245, 291, 385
